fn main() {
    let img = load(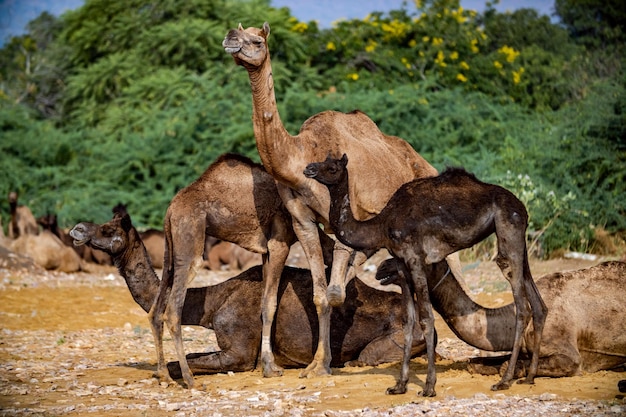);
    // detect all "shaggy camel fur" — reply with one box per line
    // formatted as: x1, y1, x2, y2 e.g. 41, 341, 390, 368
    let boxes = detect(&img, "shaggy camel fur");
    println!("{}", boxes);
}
69, 213, 429, 375
146, 153, 334, 388
8, 191, 38, 239
223, 22, 465, 378
305, 154, 547, 397
377, 258, 626, 378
